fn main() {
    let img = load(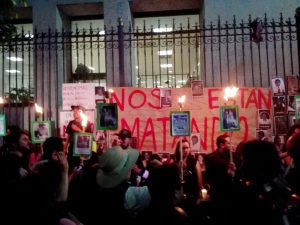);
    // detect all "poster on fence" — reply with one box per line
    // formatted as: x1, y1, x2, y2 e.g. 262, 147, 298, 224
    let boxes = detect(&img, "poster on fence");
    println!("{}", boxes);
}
104, 87, 272, 153
62, 83, 96, 110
